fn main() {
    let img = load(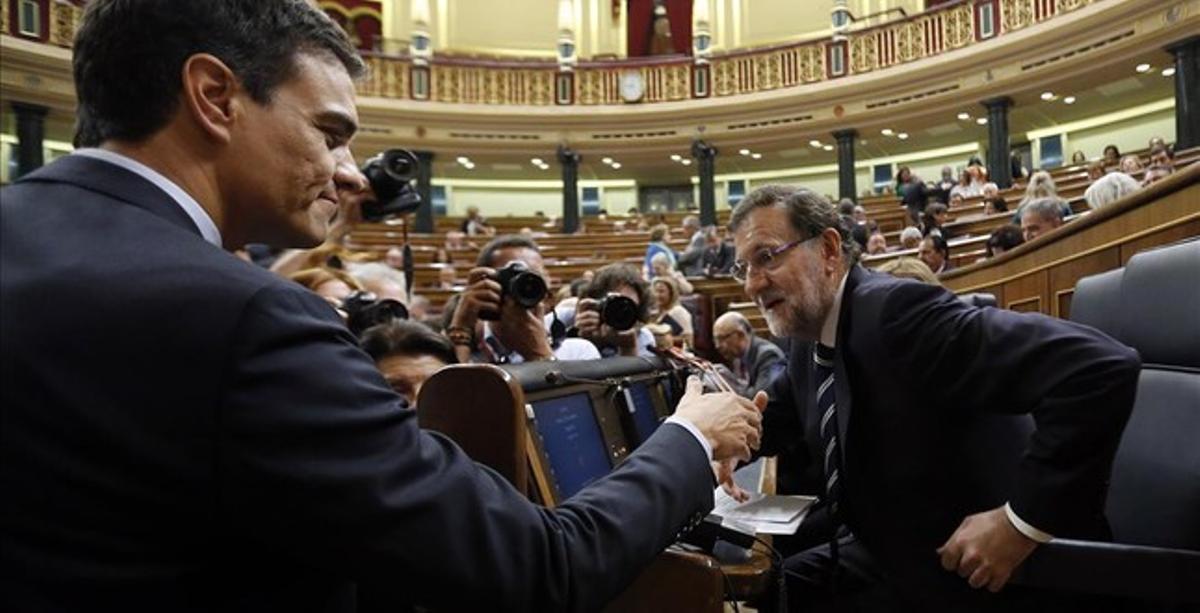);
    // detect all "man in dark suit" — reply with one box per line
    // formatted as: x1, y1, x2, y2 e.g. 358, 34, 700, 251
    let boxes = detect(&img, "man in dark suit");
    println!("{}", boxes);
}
713, 312, 786, 398
0, 2, 765, 612
721, 185, 1139, 611
701, 226, 737, 276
